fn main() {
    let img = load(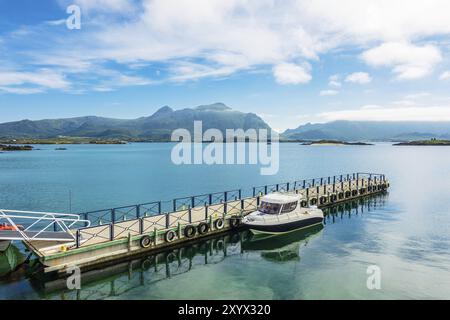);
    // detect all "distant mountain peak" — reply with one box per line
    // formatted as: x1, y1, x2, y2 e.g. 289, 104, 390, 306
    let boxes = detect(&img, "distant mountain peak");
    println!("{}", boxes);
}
195, 102, 231, 111
152, 106, 174, 117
